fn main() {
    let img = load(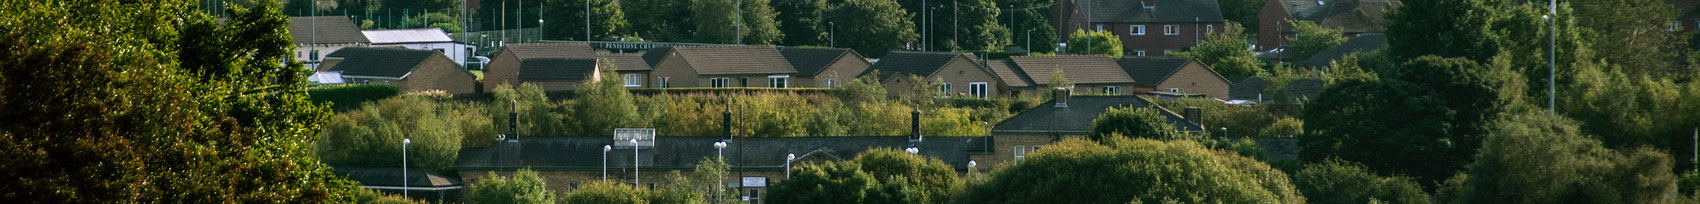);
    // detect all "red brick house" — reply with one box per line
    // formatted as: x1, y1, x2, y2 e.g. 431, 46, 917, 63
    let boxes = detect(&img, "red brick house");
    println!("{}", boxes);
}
1256, 0, 1395, 52
1062, 0, 1226, 57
